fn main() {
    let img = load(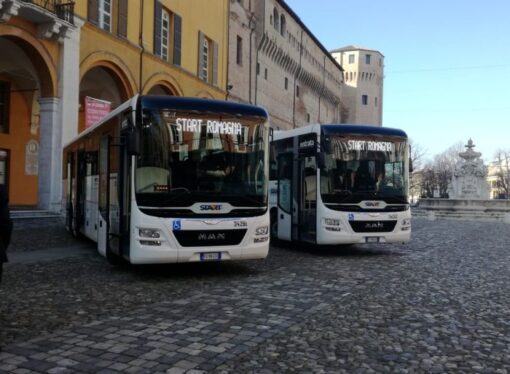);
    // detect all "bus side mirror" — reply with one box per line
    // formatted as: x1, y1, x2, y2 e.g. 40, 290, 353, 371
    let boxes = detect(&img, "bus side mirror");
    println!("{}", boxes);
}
317, 152, 326, 169
409, 158, 414, 173
127, 129, 140, 156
